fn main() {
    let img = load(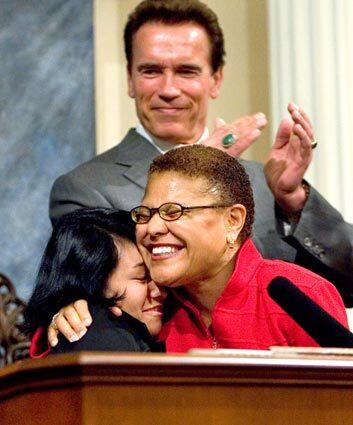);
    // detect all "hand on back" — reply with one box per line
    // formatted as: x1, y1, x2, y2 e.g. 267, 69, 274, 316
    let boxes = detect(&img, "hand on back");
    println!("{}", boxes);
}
48, 299, 122, 347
